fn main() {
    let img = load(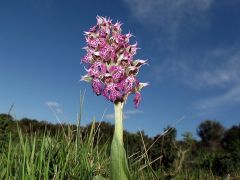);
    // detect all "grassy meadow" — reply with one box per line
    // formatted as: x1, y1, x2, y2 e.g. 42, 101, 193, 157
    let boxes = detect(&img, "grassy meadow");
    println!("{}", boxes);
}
0, 99, 239, 179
